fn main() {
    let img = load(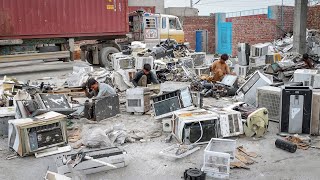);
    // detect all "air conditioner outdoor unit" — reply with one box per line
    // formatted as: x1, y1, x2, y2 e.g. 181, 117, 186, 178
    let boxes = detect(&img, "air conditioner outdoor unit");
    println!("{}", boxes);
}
293, 69, 318, 87
234, 64, 249, 77
249, 56, 266, 69
237, 71, 272, 106
112, 55, 135, 71
237, 43, 250, 66
250, 43, 269, 57
126, 87, 151, 113
173, 109, 219, 144
135, 56, 154, 70
257, 86, 281, 122
190, 52, 206, 67
193, 67, 211, 76
8, 111, 68, 157
265, 53, 281, 64
210, 109, 243, 138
